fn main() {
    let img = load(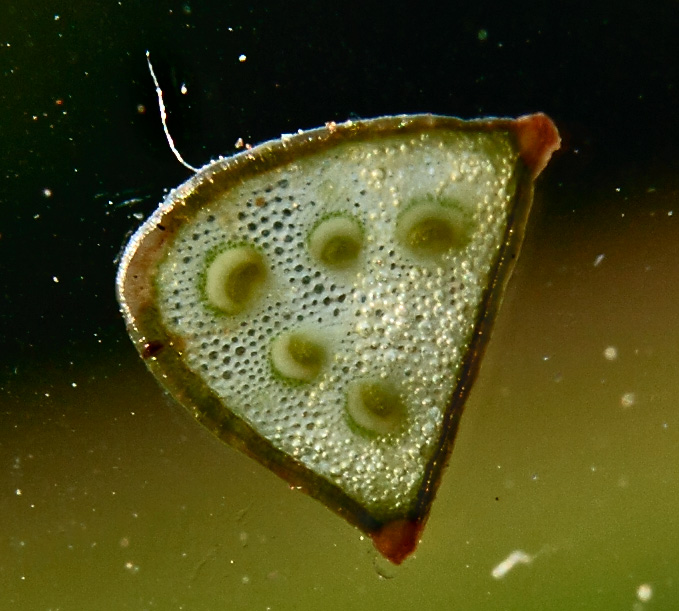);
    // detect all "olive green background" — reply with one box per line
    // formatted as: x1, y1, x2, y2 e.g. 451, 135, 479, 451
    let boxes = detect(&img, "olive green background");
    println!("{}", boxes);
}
1, 1, 679, 609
